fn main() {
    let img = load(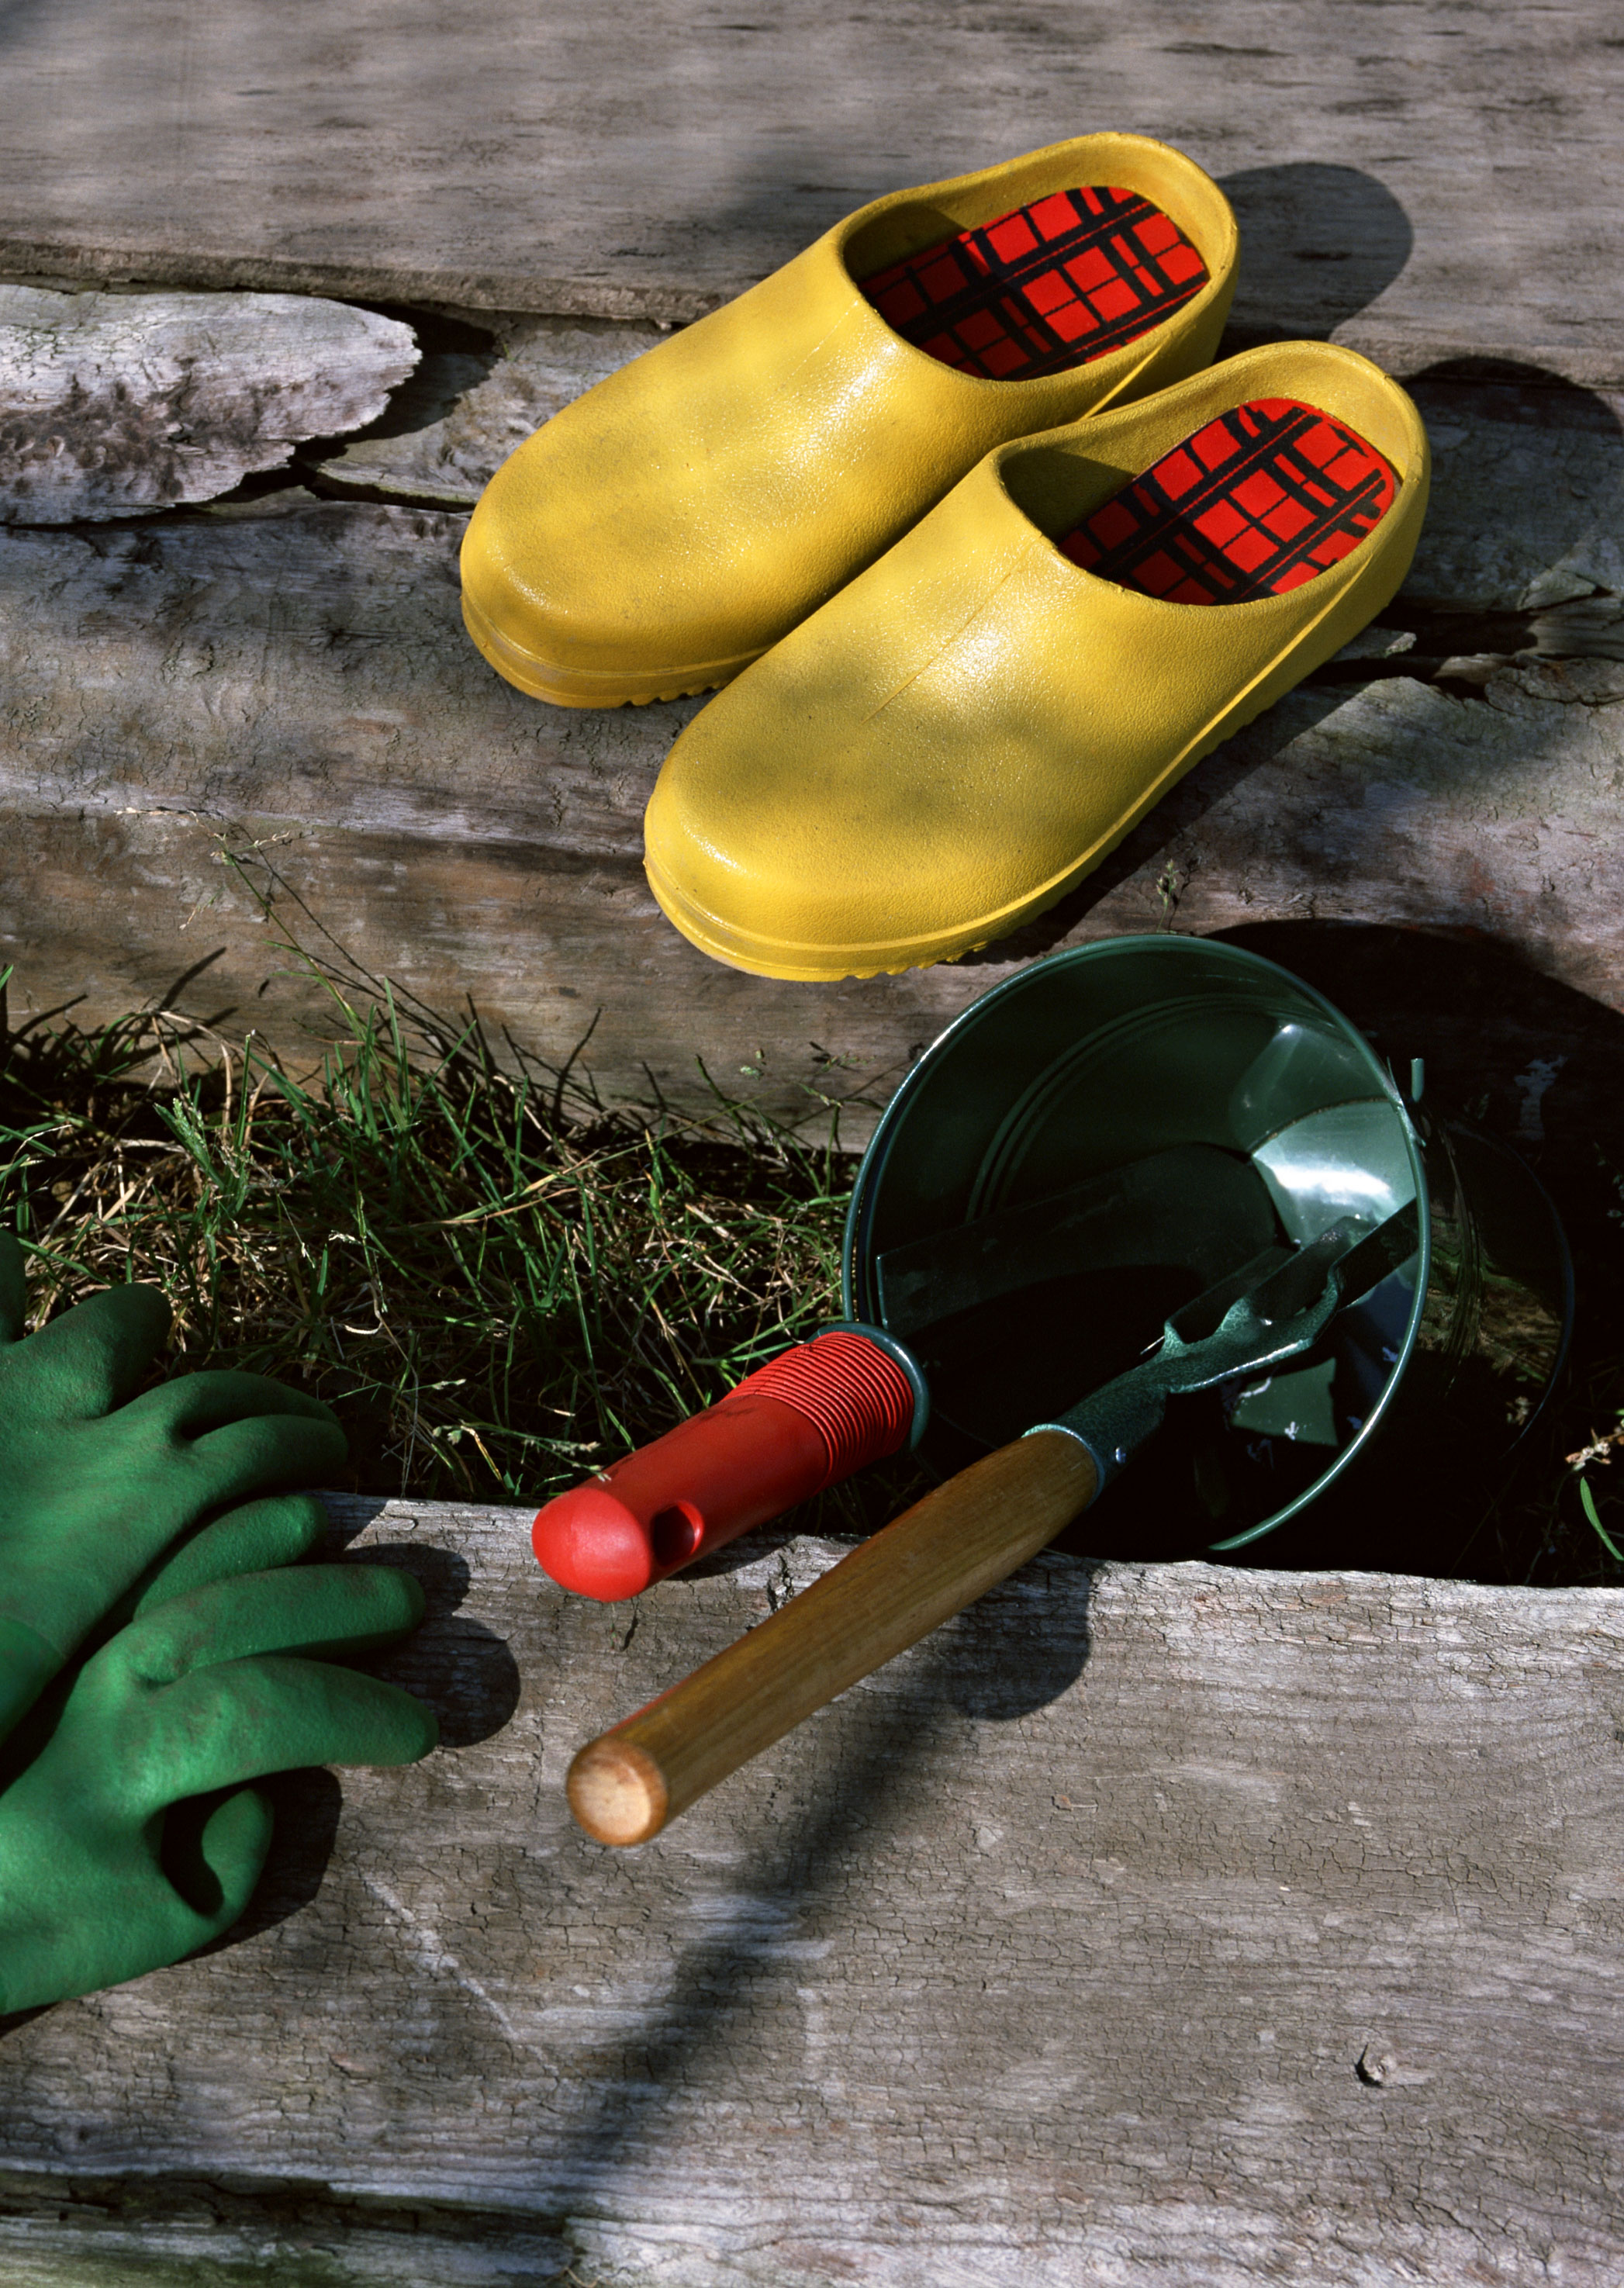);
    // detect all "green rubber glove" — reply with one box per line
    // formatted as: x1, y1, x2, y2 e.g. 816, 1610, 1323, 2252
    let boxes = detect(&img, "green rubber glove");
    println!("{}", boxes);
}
0, 1232, 347, 1737
128, 1487, 340, 1616
0, 1553, 437, 2013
